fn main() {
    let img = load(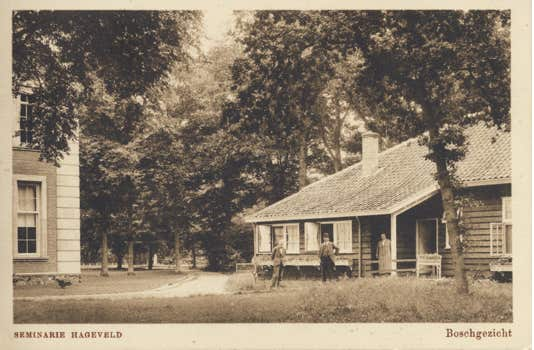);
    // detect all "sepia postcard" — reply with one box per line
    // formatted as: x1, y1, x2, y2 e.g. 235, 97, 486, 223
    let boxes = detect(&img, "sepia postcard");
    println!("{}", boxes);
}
0, 0, 530, 349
